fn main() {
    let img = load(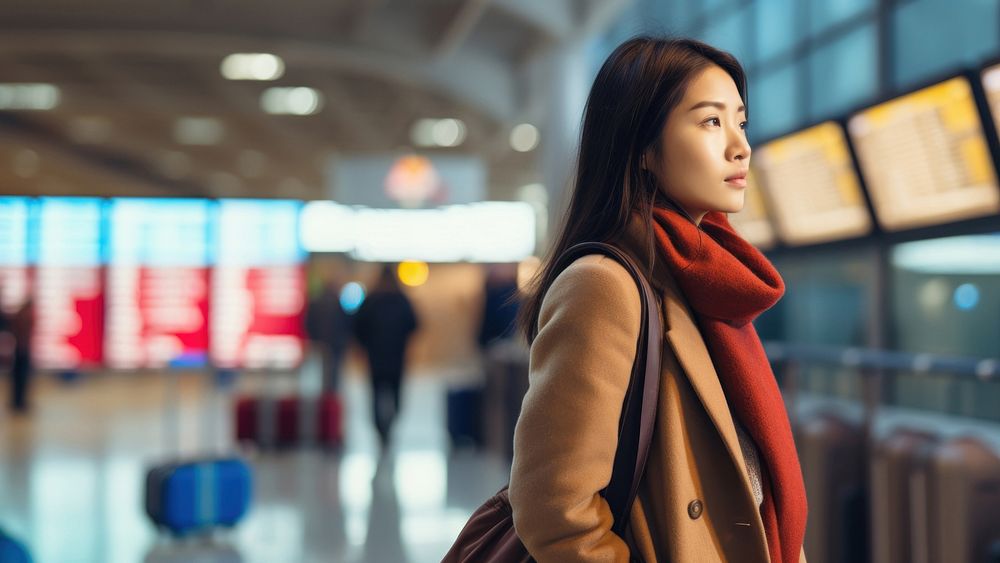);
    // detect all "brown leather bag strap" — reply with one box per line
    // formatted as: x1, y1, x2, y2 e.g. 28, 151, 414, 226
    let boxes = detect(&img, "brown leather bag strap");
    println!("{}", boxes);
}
552, 242, 662, 537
